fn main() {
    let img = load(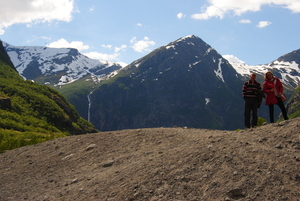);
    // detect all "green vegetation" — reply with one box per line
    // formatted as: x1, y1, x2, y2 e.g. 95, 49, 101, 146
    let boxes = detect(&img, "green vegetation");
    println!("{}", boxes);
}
289, 110, 300, 118
257, 117, 267, 126
288, 86, 300, 118
0, 41, 97, 153
277, 86, 300, 121
0, 129, 67, 153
